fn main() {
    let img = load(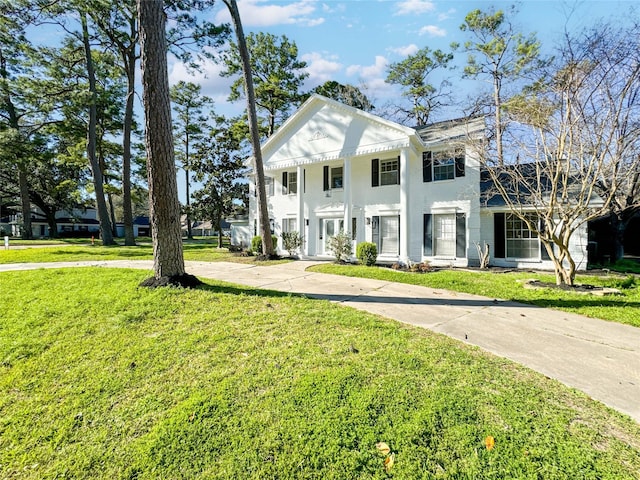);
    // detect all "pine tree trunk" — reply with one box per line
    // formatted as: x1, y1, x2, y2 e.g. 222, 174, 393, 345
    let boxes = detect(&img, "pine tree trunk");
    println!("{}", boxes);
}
122, 26, 136, 246
223, 0, 274, 257
138, 0, 198, 287
81, 12, 114, 246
